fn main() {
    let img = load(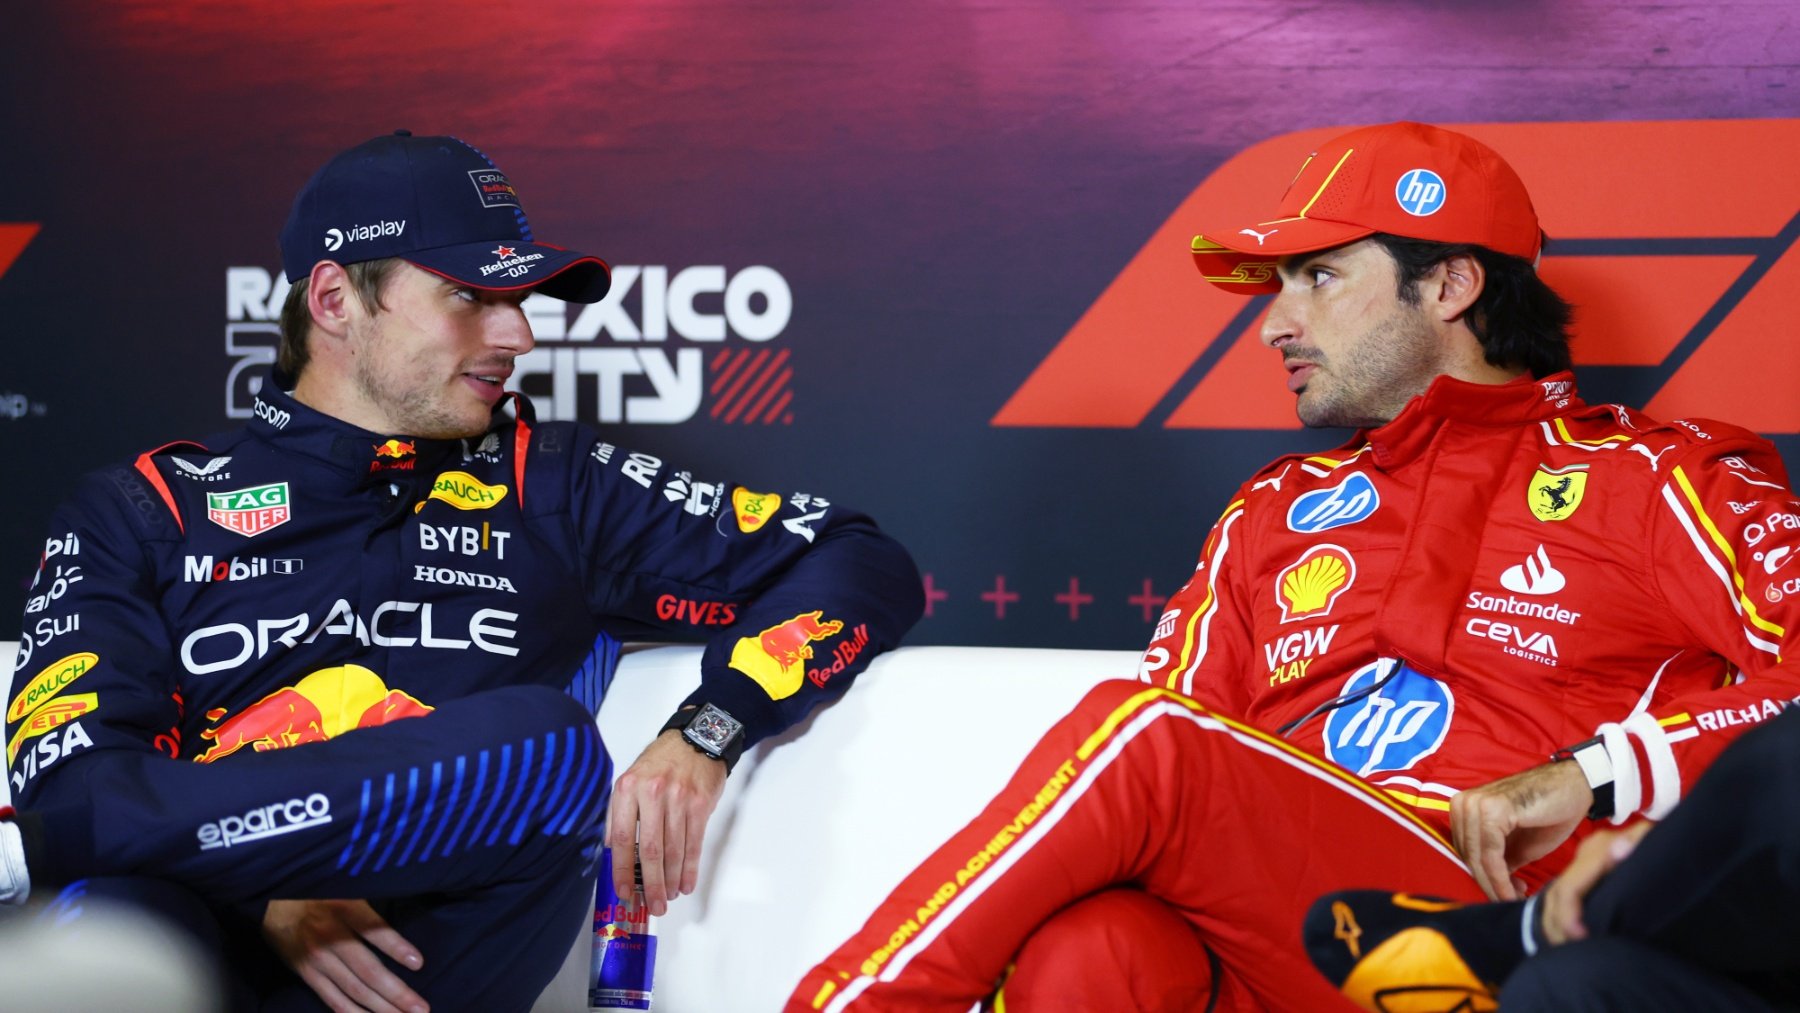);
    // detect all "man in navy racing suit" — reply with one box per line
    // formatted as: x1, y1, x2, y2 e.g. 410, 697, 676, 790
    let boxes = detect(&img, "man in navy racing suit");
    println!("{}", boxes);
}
1, 131, 923, 1011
